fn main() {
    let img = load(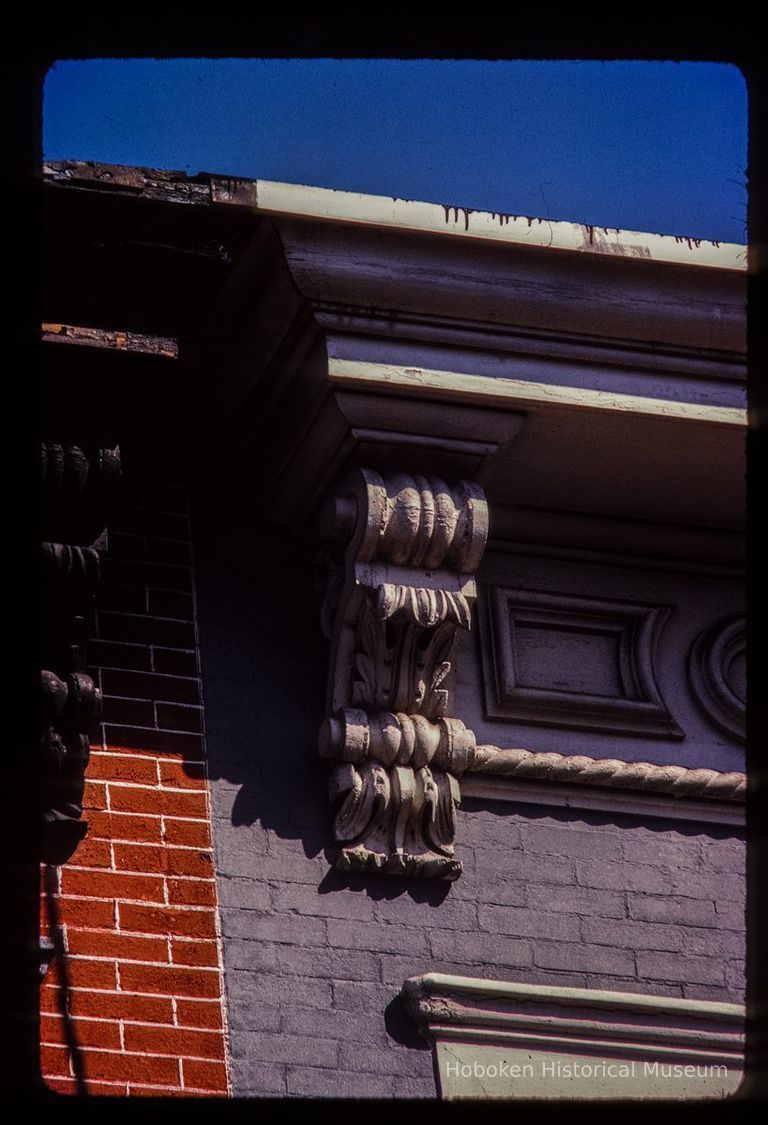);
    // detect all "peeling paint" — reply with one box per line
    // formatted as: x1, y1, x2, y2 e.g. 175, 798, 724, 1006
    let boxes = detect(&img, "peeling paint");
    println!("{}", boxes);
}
211, 176, 258, 208
41, 322, 179, 357
442, 205, 475, 231
674, 235, 705, 251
